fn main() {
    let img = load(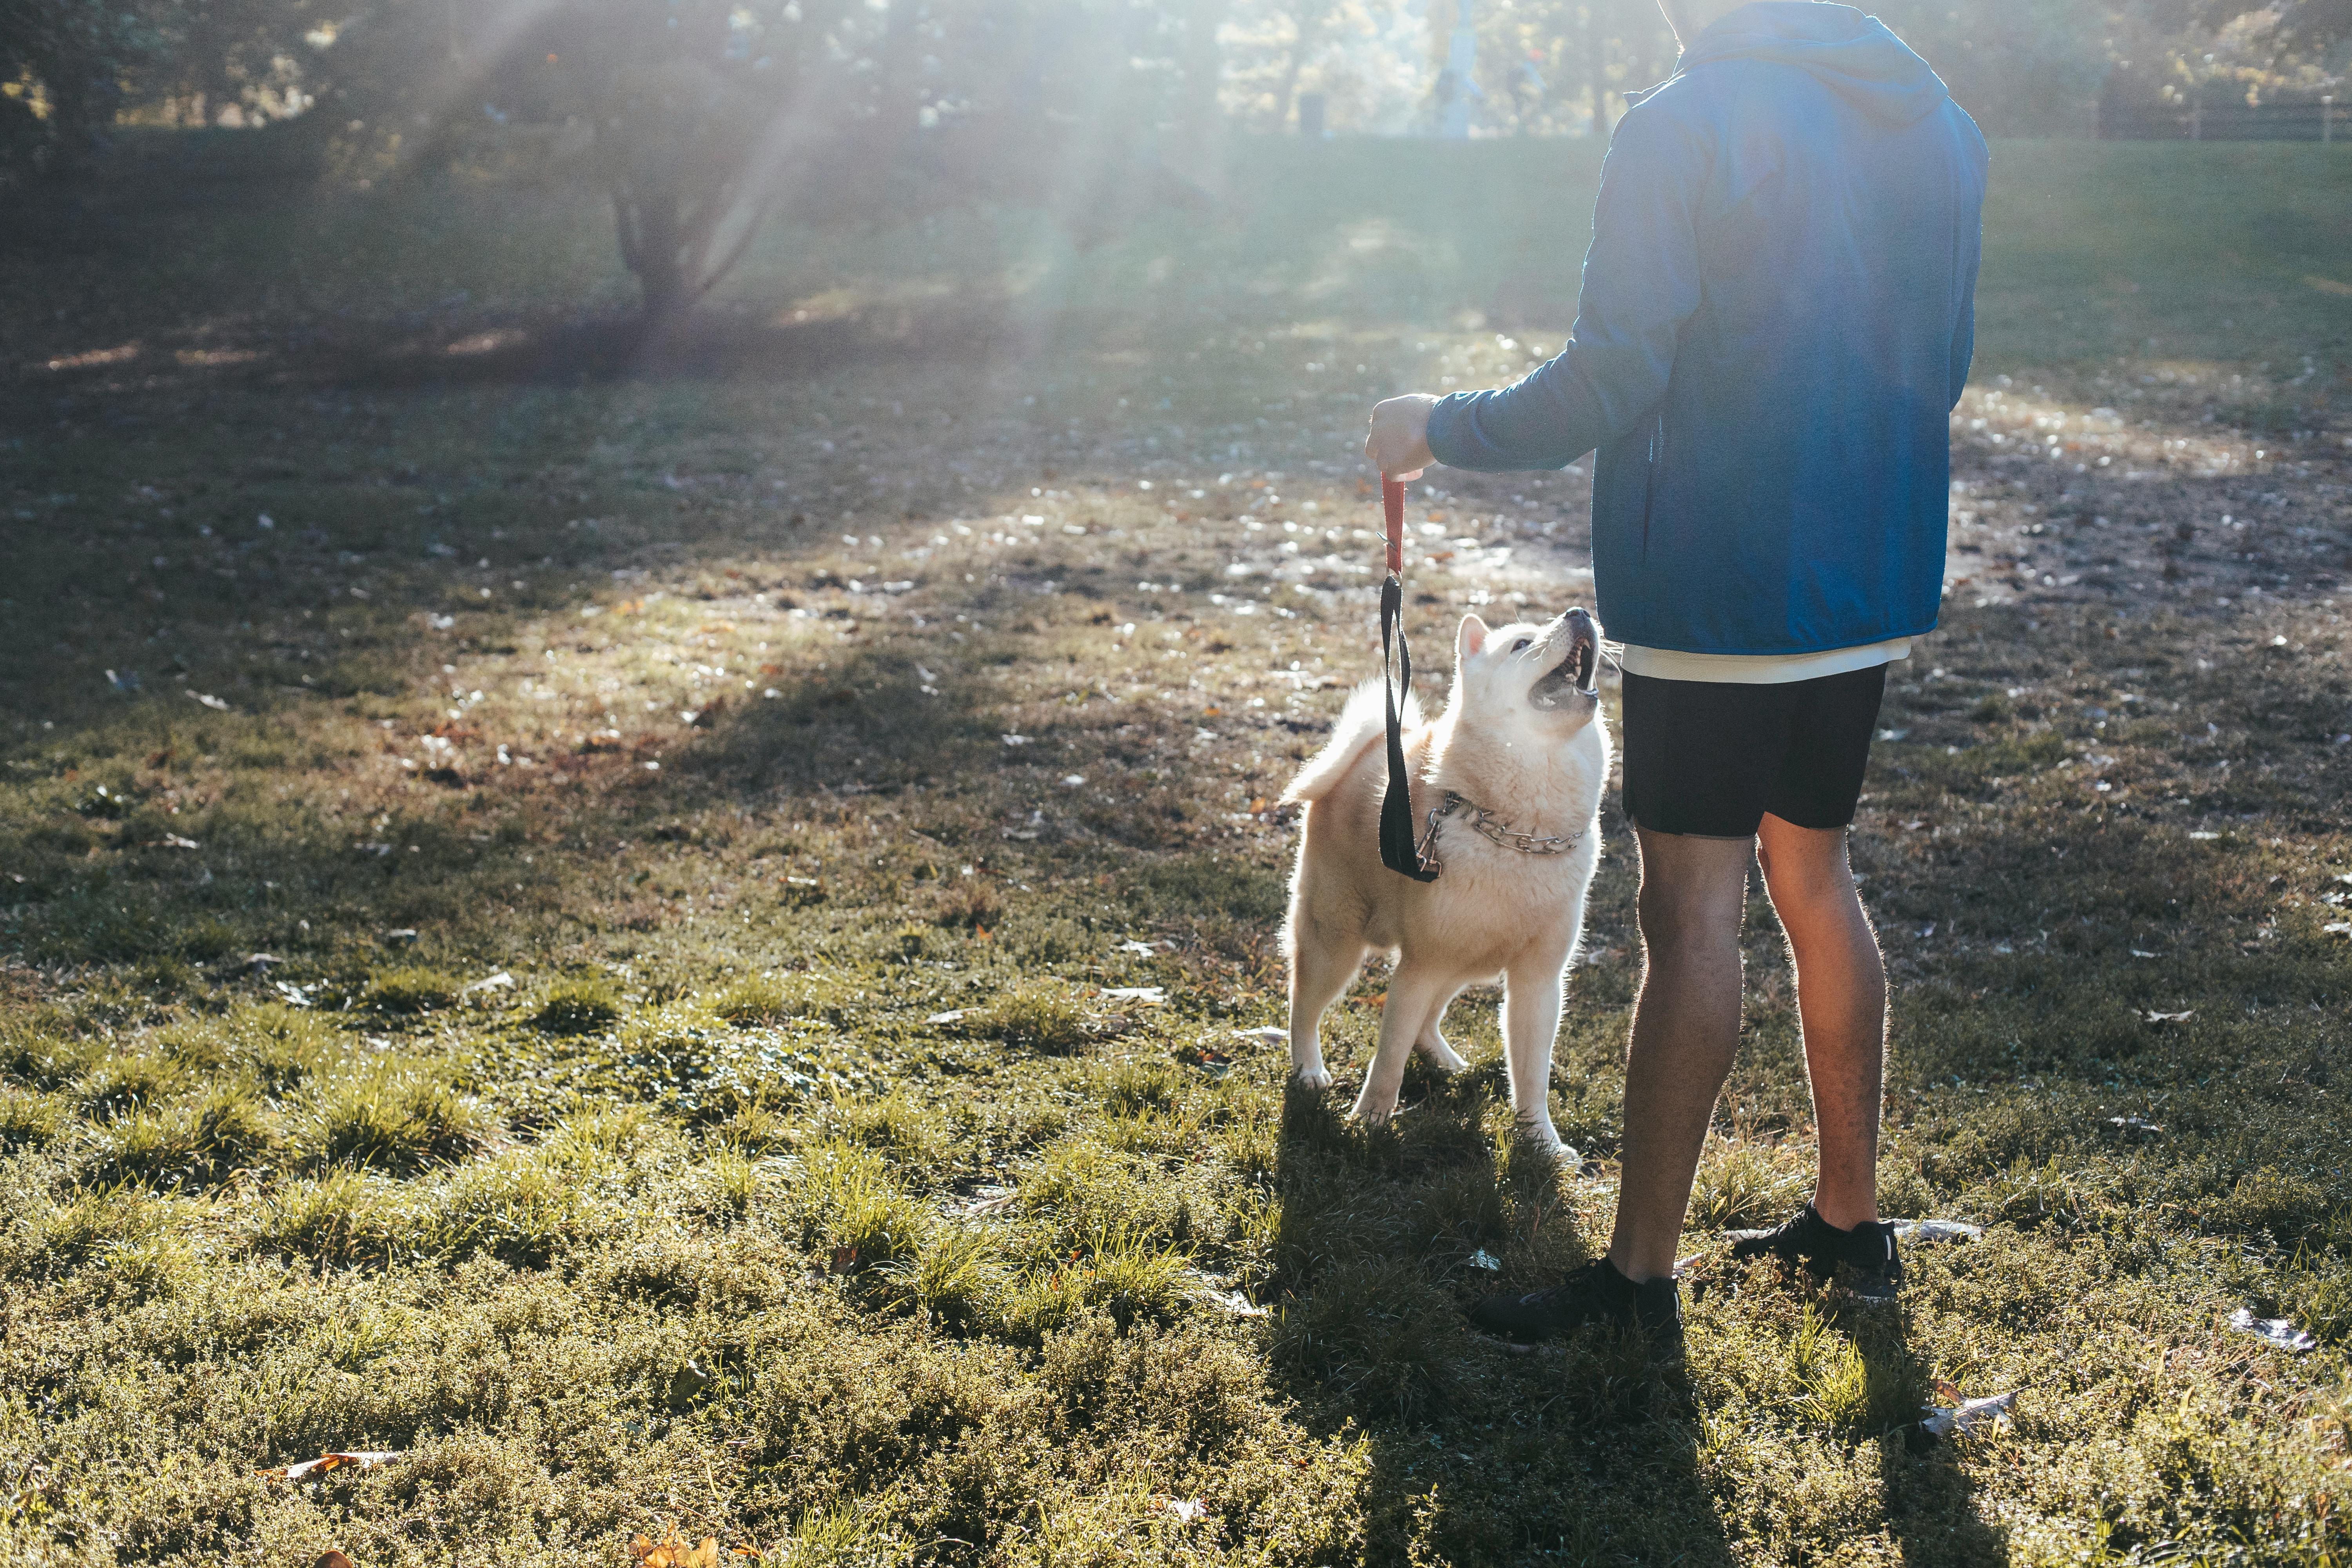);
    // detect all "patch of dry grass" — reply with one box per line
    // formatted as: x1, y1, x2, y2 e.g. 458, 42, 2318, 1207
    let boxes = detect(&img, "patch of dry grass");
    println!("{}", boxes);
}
0, 136, 2348, 1566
